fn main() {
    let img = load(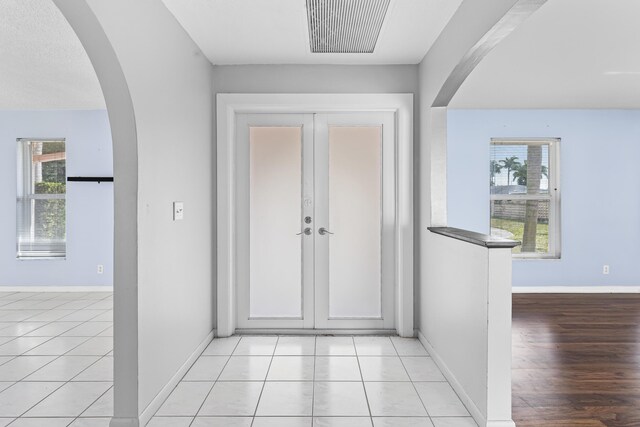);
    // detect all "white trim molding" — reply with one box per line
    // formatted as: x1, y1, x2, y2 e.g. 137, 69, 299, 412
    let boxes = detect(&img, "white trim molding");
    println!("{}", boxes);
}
513, 286, 640, 293
138, 330, 215, 426
216, 93, 414, 337
109, 418, 139, 427
0, 286, 113, 292
418, 331, 485, 425
418, 331, 516, 427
